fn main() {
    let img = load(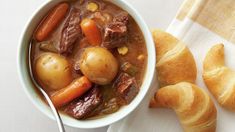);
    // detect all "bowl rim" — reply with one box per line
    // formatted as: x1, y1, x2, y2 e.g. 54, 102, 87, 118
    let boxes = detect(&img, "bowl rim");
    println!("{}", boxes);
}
17, 0, 156, 129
